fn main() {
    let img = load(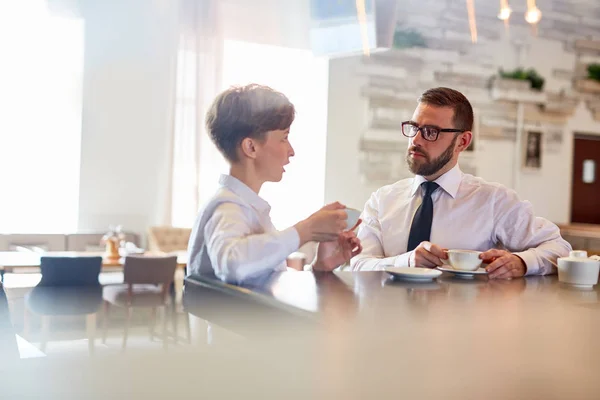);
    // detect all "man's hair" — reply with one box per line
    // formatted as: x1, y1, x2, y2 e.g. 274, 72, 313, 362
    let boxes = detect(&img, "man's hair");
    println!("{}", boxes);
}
417, 87, 474, 131
205, 84, 295, 162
